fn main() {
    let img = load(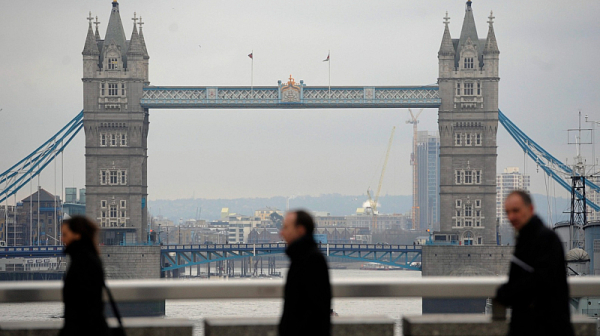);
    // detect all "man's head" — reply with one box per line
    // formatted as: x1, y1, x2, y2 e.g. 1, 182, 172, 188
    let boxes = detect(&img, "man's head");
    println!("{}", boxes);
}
504, 190, 535, 232
280, 210, 315, 244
